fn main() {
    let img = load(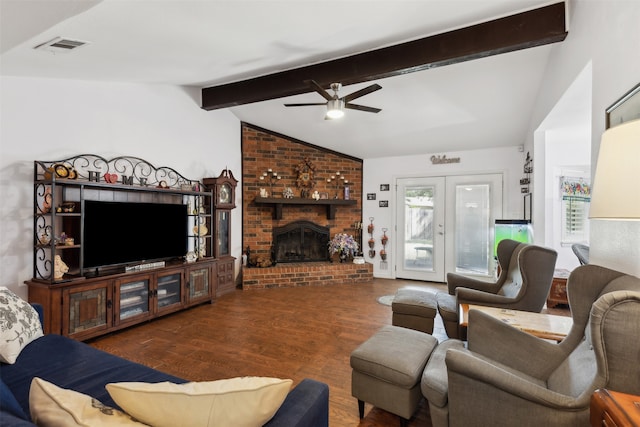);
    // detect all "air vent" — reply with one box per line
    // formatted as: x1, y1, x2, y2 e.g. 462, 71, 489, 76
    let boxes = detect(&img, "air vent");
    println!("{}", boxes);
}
34, 37, 90, 54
